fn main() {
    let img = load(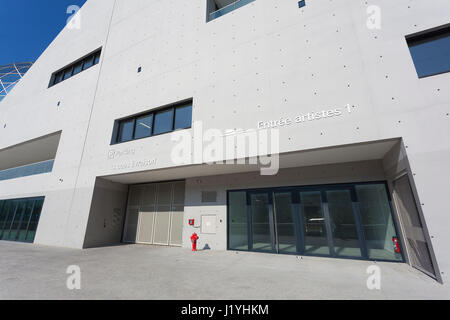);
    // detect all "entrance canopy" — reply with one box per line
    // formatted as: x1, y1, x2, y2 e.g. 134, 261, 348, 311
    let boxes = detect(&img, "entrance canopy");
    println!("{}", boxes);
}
101, 138, 399, 184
